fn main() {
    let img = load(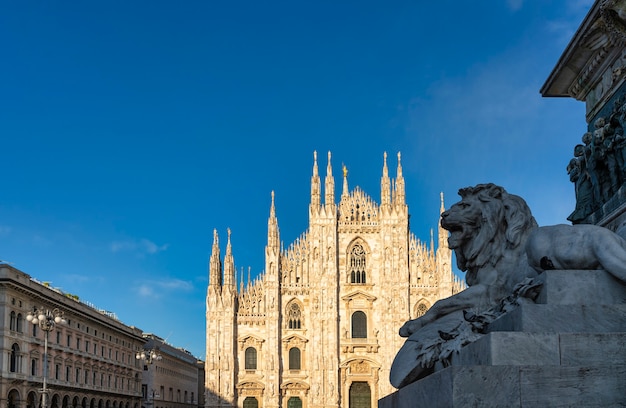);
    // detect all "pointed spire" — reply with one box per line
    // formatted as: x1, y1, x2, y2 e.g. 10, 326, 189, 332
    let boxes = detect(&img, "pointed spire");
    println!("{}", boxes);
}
381, 152, 391, 207
247, 266, 251, 289
223, 228, 235, 287
324, 151, 335, 206
239, 267, 244, 293
267, 191, 280, 249
430, 228, 434, 253
438, 192, 448, 251
209, 229, 222, 287
341, 162, 349, 197
310, 150, 321, 209
394, 152, 406, 205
